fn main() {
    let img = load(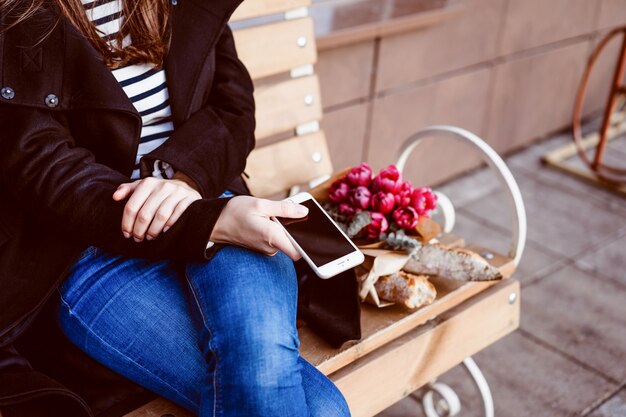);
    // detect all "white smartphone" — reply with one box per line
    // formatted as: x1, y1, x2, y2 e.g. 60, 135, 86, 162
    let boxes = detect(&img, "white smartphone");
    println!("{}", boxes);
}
273, 192, 364, 279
